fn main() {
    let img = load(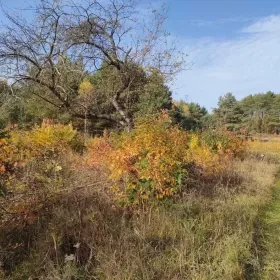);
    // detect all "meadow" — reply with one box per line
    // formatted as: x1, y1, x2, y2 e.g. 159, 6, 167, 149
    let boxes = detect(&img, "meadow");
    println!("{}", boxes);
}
1, 118, 280, 279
